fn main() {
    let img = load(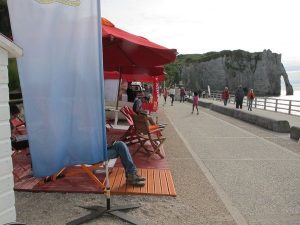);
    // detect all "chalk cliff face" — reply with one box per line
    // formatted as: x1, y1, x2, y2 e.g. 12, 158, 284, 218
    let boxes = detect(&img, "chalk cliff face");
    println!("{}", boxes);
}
181, 50, 293, 96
